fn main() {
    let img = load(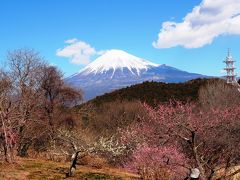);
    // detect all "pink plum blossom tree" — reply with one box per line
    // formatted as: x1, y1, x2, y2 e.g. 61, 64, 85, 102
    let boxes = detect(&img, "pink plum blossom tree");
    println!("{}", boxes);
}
120, 101, 240, 179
